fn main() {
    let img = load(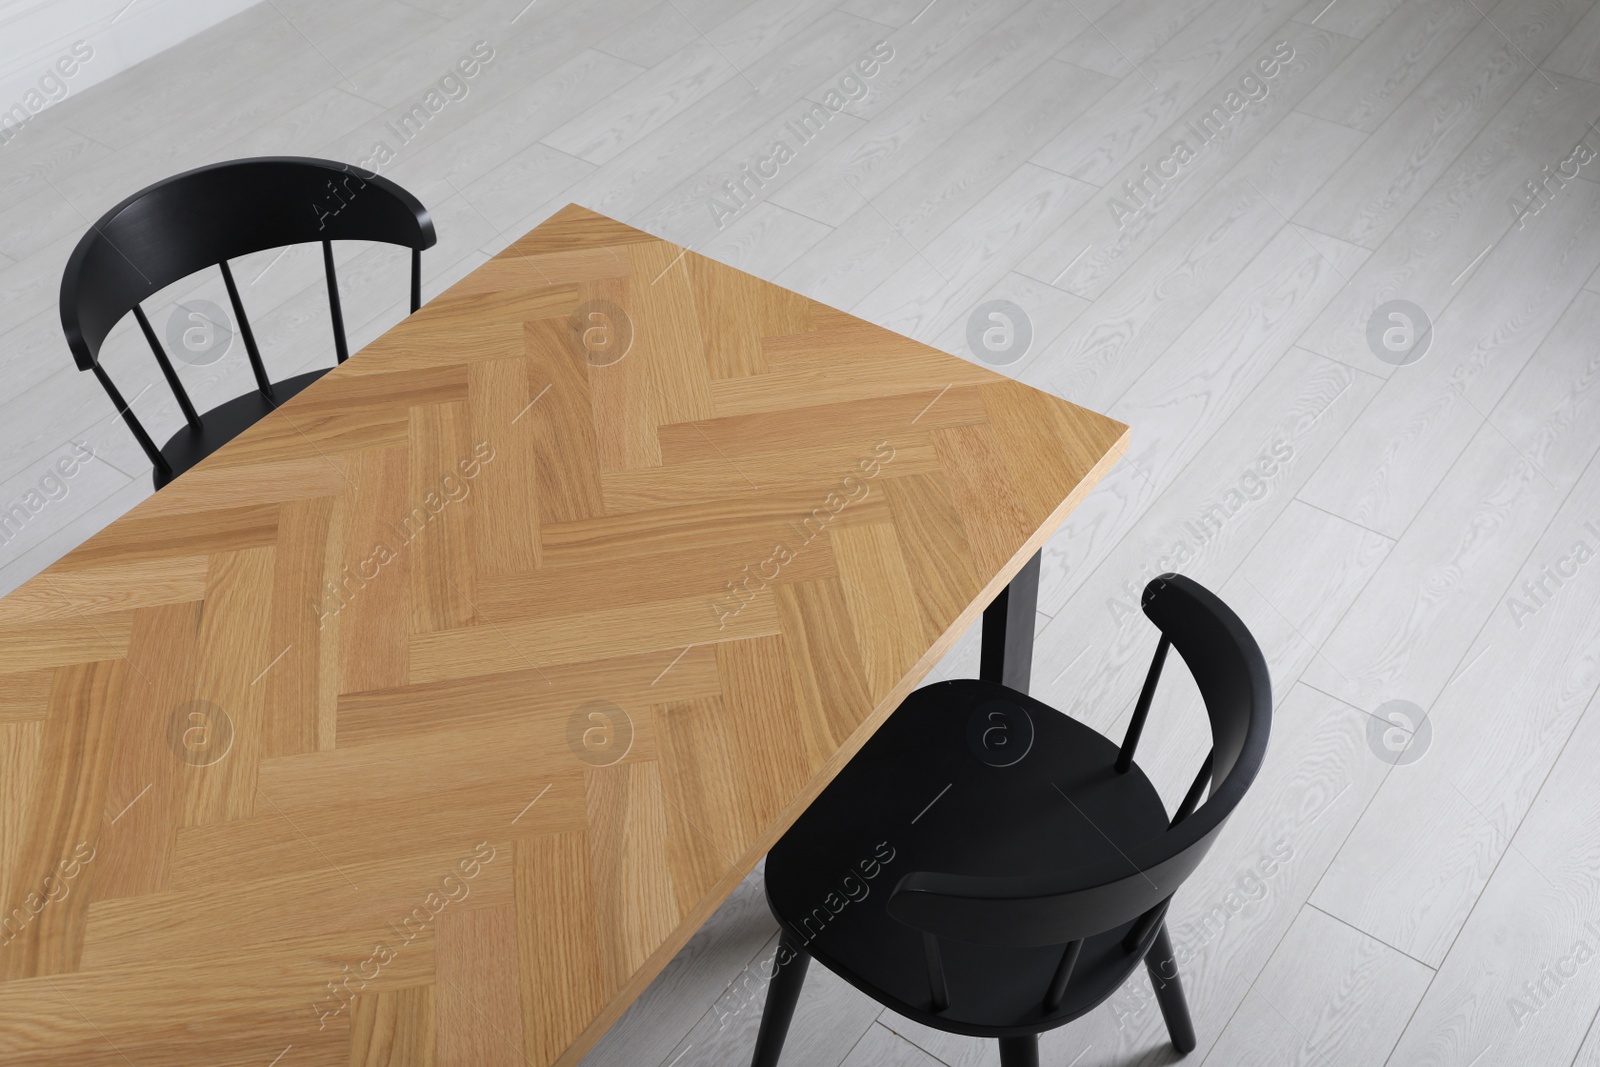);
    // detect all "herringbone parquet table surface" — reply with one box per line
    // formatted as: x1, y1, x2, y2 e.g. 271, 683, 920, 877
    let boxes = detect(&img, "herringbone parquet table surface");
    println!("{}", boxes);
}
0, 204, 1126, 1066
